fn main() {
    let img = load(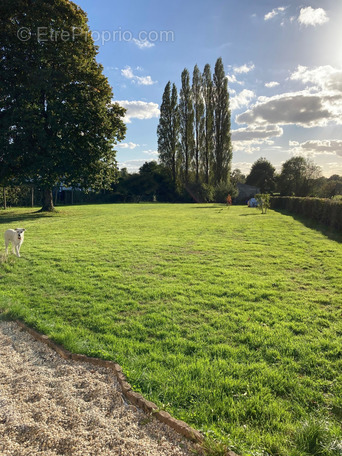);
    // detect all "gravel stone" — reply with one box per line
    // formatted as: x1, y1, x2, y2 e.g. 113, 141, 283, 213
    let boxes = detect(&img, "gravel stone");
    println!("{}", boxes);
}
0, 321, 196, 456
